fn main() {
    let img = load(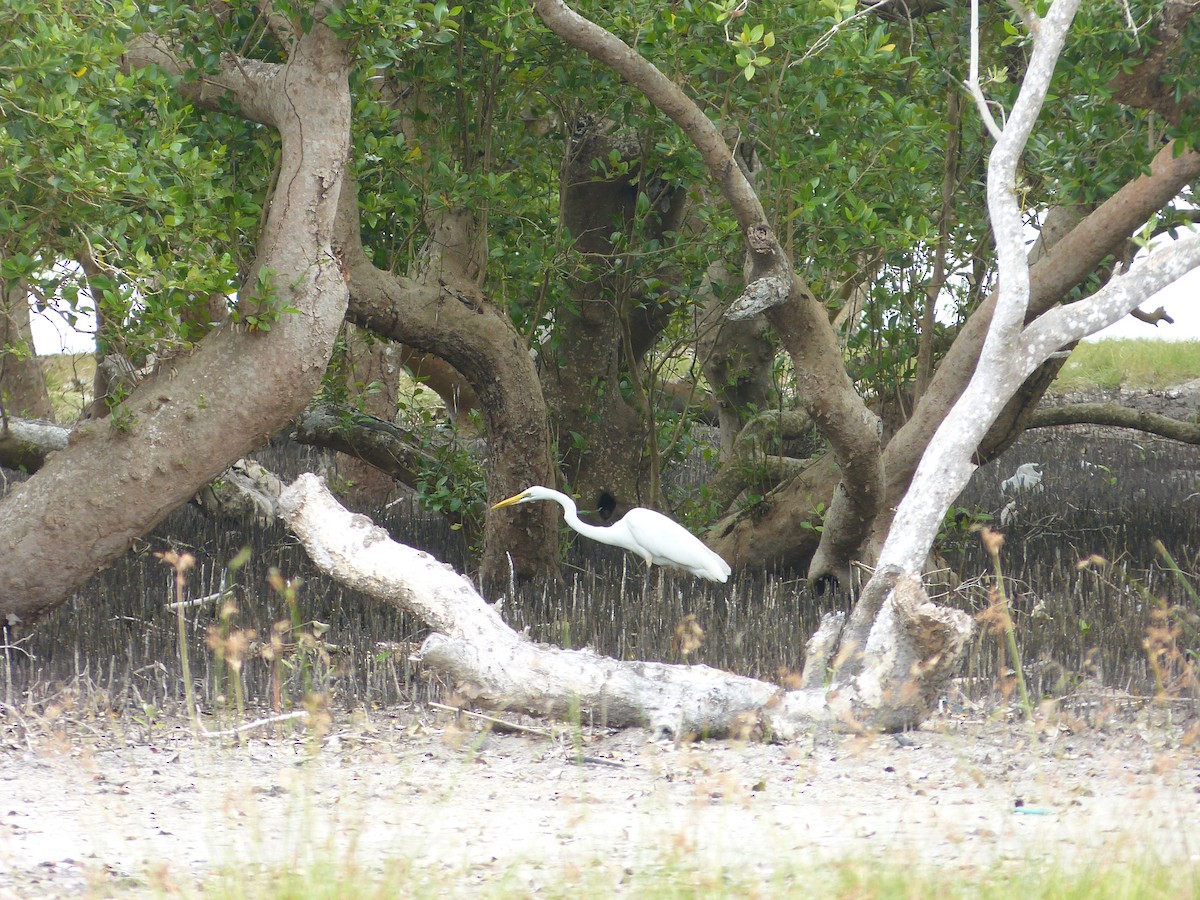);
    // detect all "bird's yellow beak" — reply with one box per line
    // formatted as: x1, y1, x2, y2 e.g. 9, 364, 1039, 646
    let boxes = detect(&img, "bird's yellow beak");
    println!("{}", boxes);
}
490, 491, 528, 511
